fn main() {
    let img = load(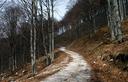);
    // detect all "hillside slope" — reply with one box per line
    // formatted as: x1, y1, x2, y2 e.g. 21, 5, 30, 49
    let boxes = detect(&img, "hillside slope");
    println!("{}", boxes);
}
68, 20, 128, 82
